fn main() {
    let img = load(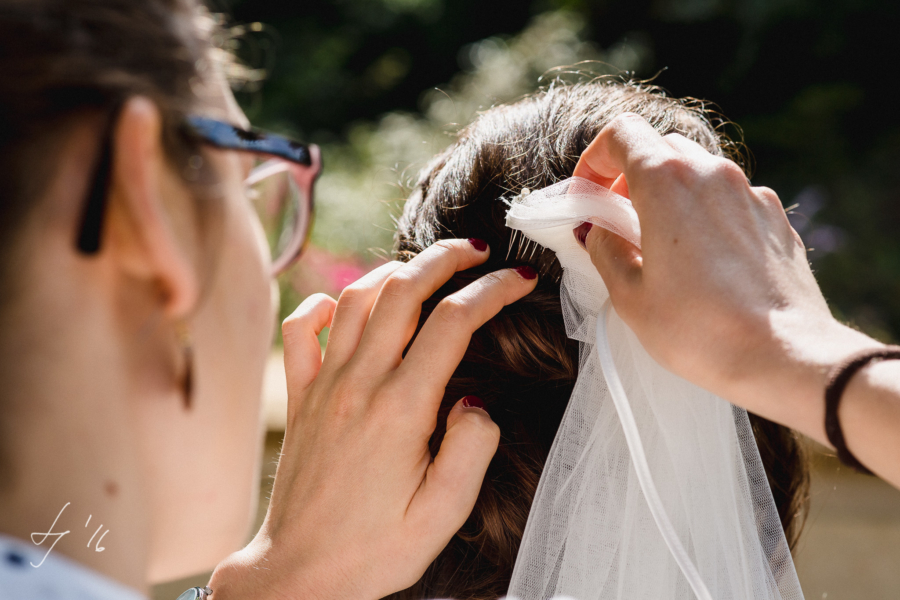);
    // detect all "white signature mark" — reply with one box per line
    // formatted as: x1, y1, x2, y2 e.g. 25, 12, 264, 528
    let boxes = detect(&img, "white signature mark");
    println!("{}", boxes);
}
30, 502, 108, 568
